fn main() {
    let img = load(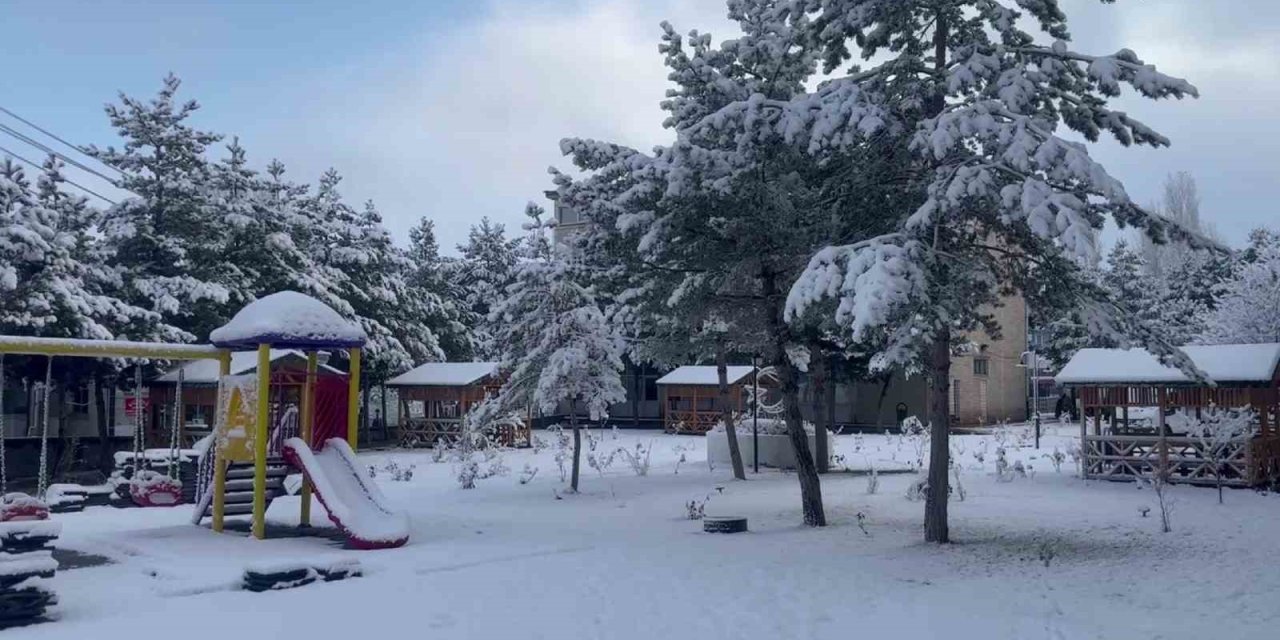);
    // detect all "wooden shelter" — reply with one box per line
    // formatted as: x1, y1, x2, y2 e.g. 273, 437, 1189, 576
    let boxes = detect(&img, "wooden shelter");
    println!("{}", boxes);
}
386, 362, 529, 448
150, 349, 345, 447
1056, 343, 1280, 487
656, 366, 754, 434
